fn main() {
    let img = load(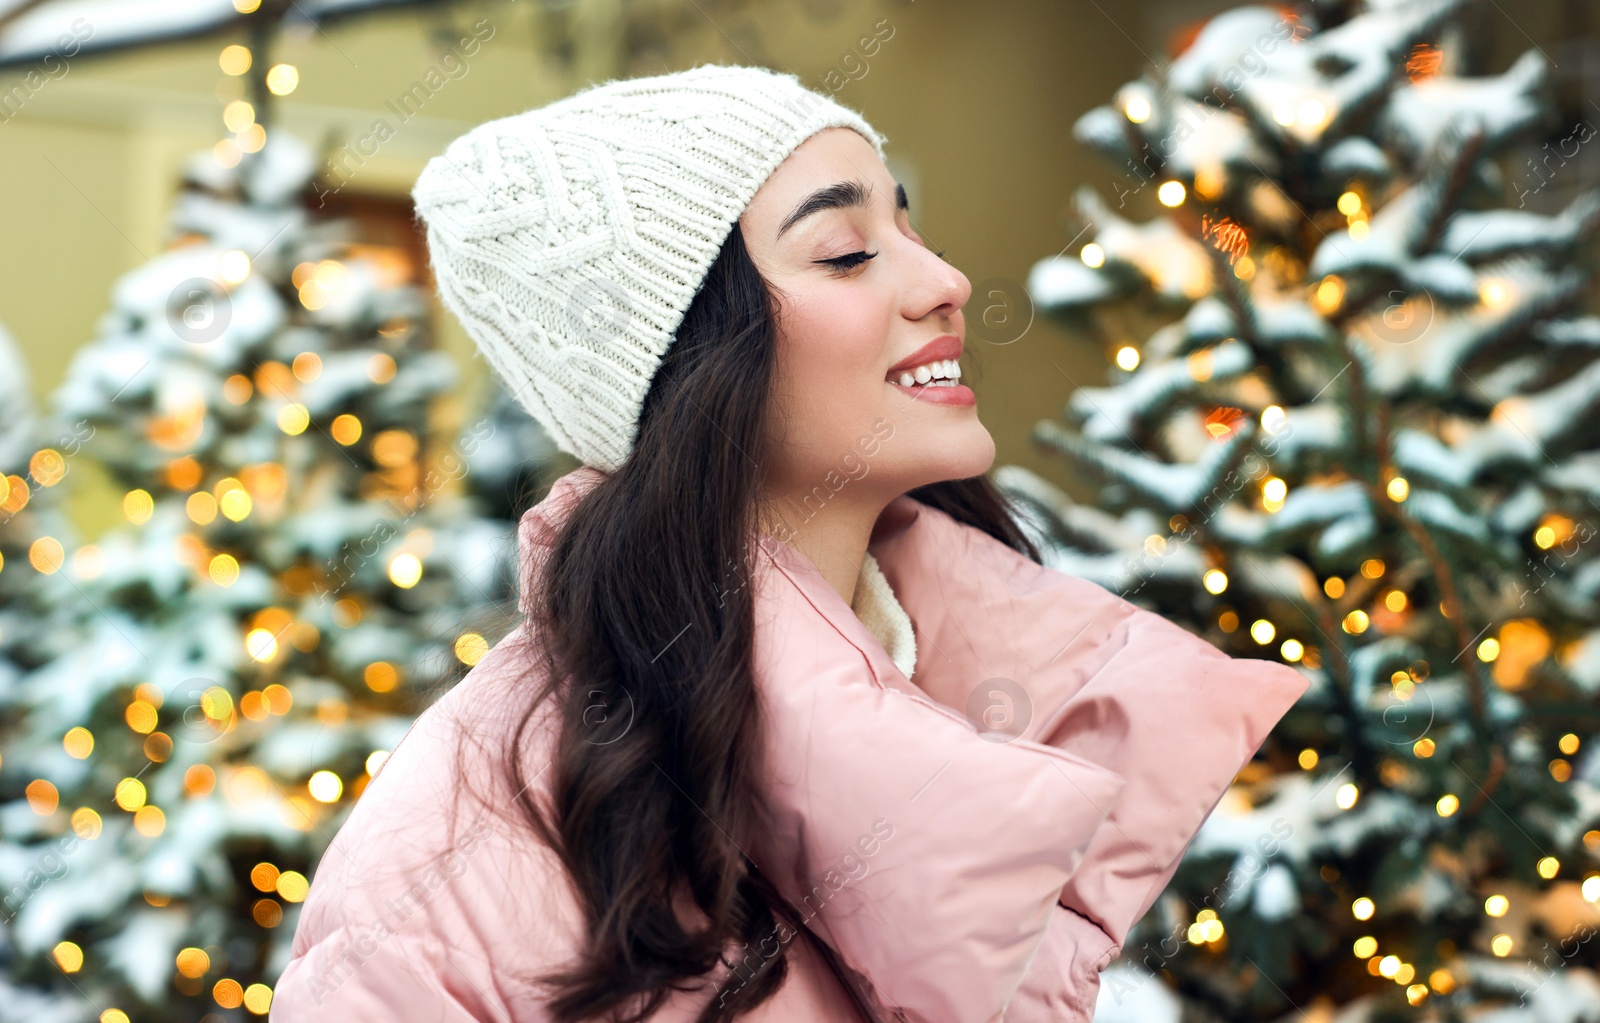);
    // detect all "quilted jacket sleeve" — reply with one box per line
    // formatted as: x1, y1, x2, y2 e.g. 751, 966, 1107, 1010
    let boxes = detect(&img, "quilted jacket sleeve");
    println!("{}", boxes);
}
746, 536, 1133, 1023
869, 498, 1310, 1023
